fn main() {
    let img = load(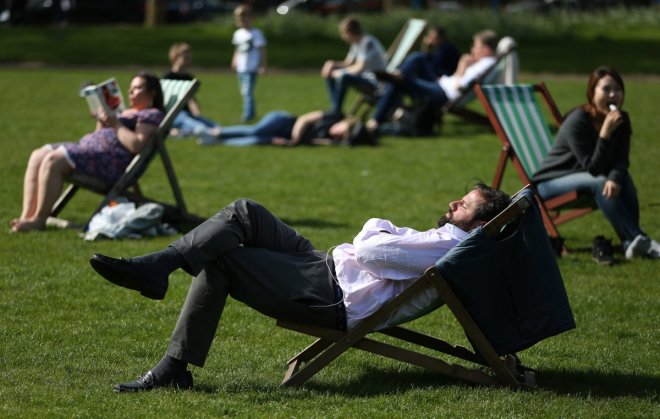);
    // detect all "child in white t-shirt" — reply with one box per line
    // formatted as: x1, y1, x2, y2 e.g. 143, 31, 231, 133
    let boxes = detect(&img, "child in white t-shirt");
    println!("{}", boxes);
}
231, 4, 267, 123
